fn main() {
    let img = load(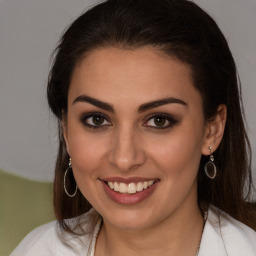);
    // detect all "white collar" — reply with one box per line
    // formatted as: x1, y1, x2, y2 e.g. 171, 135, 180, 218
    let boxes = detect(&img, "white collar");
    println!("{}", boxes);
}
87, 206, 256, 256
